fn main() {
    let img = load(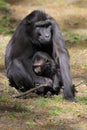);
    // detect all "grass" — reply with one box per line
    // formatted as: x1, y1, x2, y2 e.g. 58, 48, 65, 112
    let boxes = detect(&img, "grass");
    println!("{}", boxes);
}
26, 121, 36, 127
0, 44, 6, 68
83, 62, 87, 68
0, 0, 10, 10
64, 31, 83, 44
53, 95, 64, 103
0, 35, 10, 70
49, 106, 65, 116
22, 112, 33, 118
84, 90, 87, 93
77, 96, 87, 105
9, 112, 17, 118
13, 101, 23, 110
0, 15, 17, 35
0, 94, 8, 102
32, 0, 66, 6
37, 97, 48, 107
